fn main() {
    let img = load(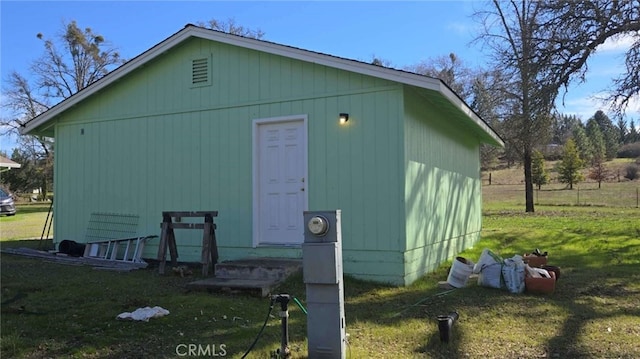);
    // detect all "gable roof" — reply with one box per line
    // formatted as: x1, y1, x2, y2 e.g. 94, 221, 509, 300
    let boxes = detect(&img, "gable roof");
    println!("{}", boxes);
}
21, 24, 503, 147
0, 155, 21, 172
